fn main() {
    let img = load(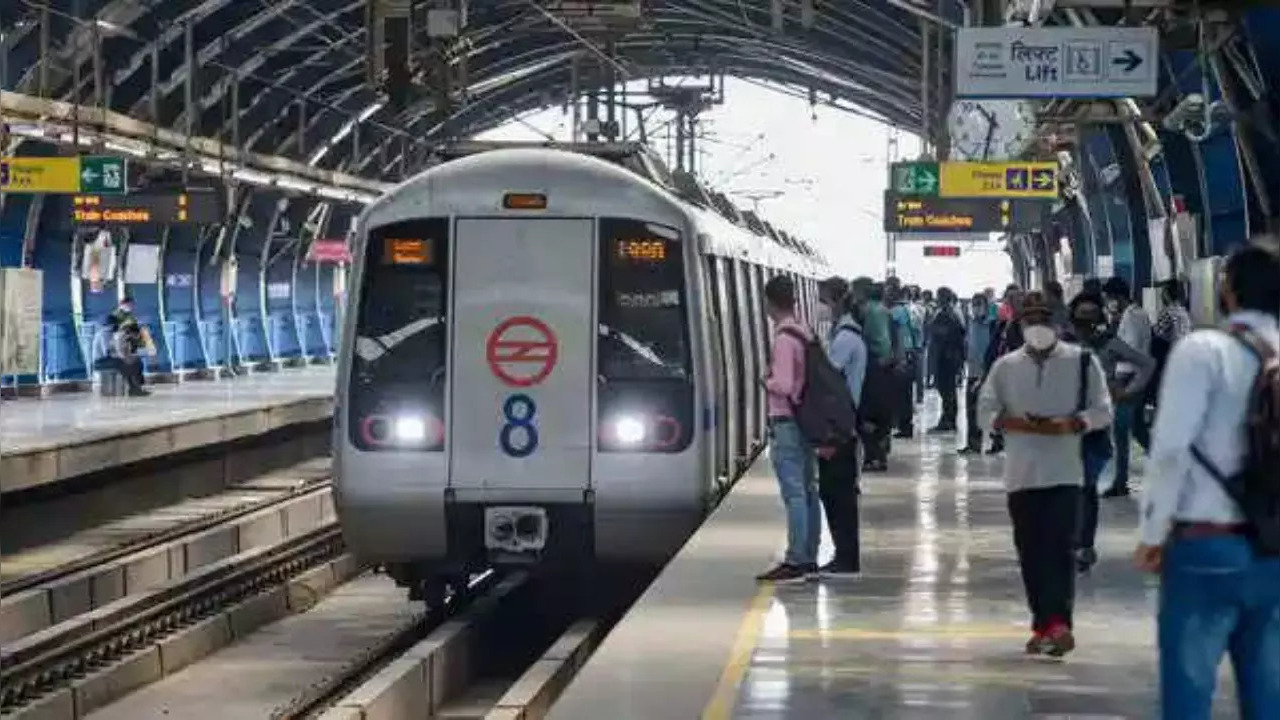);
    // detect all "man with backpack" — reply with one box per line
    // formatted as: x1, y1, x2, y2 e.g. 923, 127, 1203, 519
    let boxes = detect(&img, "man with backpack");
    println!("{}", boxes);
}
1135, 242, 1280, 719
756, 275, 823, 584
815, 277, 867, 577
